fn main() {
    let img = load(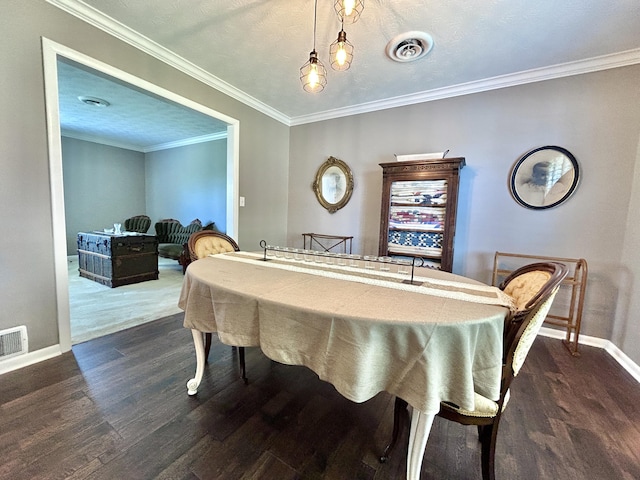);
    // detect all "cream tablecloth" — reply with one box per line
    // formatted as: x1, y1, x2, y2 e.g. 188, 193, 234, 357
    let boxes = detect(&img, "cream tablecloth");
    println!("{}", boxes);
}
179, 252, 510, 415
